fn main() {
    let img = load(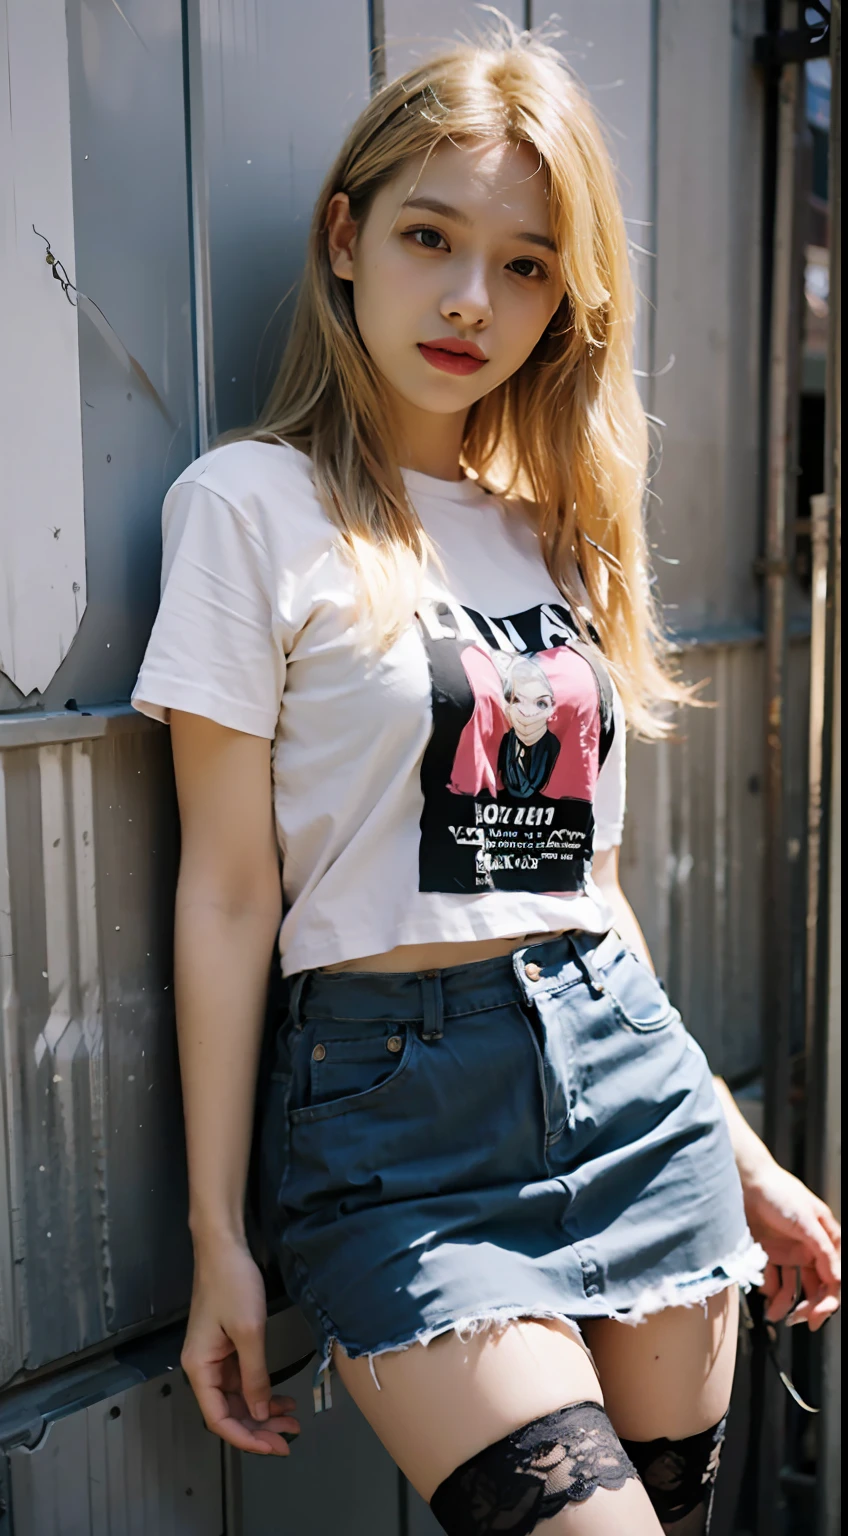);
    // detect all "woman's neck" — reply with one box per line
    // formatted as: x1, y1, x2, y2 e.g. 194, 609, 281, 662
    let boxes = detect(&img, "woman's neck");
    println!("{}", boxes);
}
389, 393, 468, 482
